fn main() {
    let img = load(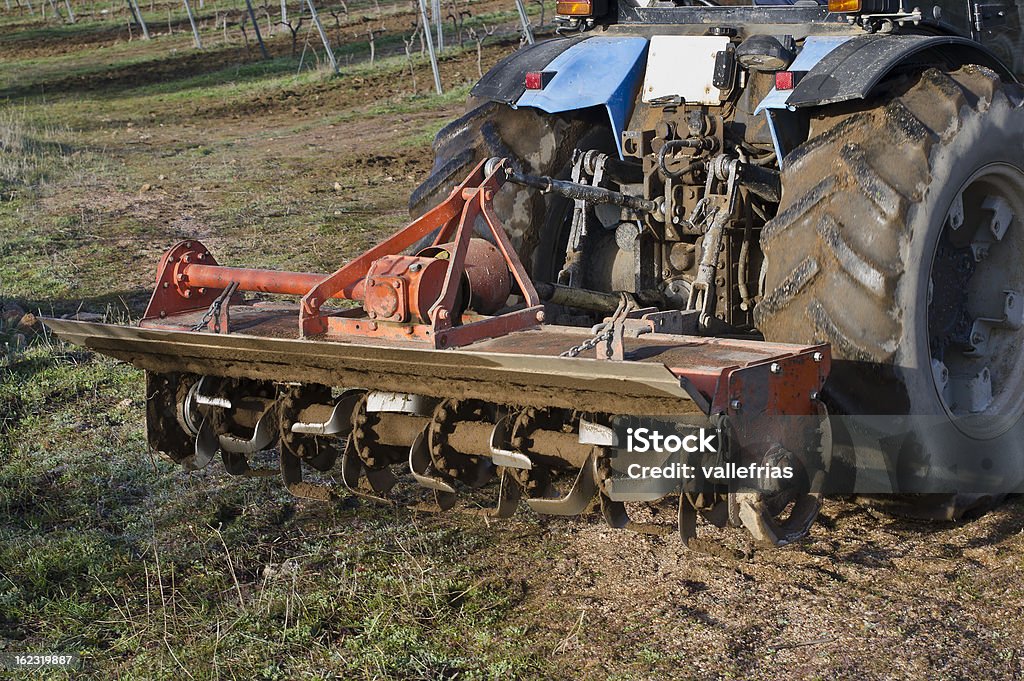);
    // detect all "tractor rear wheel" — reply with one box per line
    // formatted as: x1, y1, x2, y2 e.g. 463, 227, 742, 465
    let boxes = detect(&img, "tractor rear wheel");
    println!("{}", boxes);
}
409, 101, 614, 285
756, 66, 1024, 518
